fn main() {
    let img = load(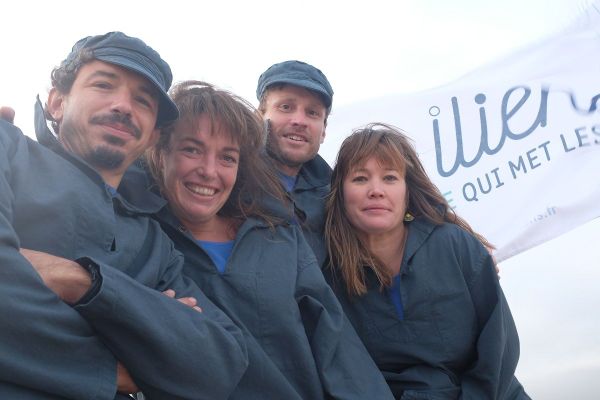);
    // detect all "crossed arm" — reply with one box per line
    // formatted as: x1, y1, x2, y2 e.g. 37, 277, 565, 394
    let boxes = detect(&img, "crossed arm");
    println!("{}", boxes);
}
0, 125, 247, 399
19, 248, 201, 395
